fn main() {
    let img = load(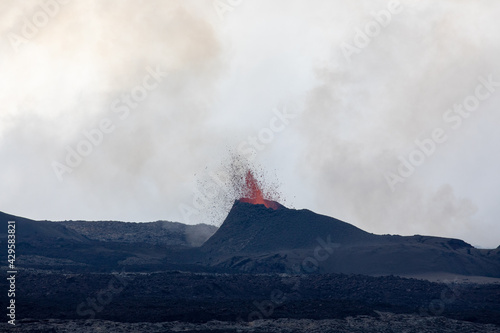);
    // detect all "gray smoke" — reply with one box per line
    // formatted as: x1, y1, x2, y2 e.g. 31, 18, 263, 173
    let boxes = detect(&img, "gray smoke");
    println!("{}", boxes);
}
1, 0, 499, 248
